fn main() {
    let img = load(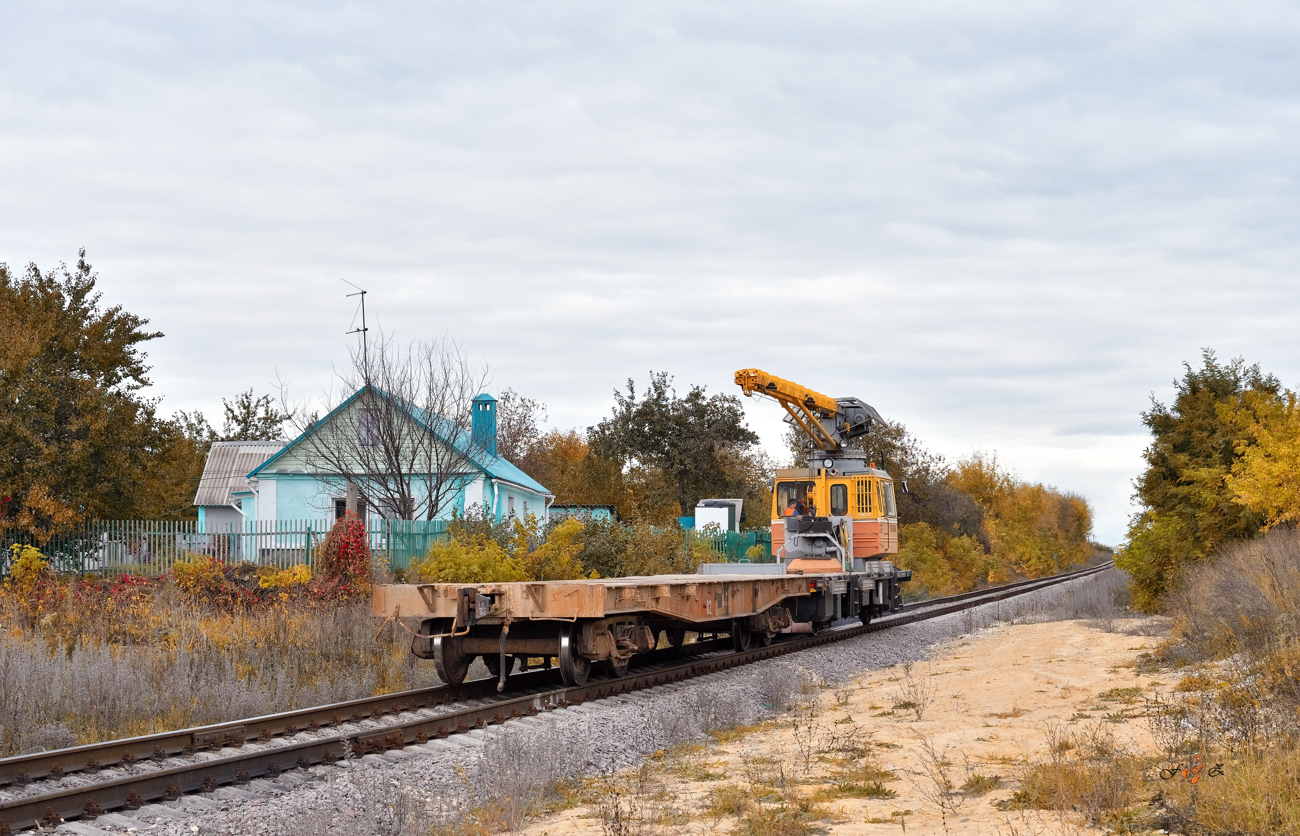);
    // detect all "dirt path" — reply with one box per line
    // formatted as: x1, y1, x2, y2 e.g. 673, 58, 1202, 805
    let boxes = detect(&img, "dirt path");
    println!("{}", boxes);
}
519, 616, 1173, 836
